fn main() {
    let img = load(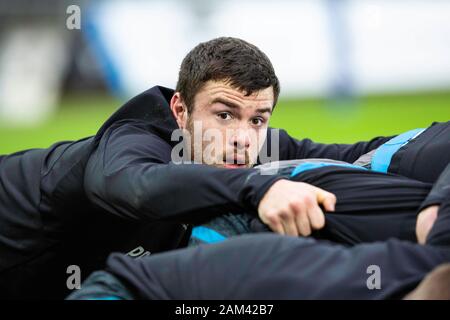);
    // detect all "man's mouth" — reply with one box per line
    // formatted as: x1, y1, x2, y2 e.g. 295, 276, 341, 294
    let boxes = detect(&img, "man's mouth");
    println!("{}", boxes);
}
222, 156, 248, 168
223, 163, 247, 169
